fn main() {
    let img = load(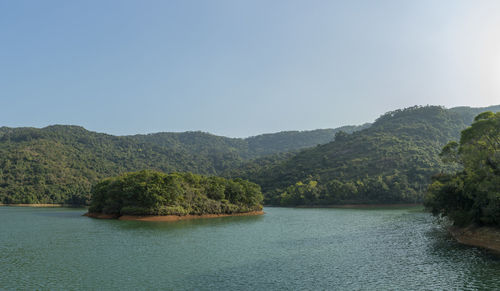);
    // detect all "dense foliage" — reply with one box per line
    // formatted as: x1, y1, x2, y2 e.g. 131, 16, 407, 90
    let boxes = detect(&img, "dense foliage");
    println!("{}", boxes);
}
449, 105, 500, 125
0, 124, 360, 204
425, 112, 500, 227
0, 105, 497, 205
230, 106, 498, 206
244, 124, 370, 157
89, 170, 263, 216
